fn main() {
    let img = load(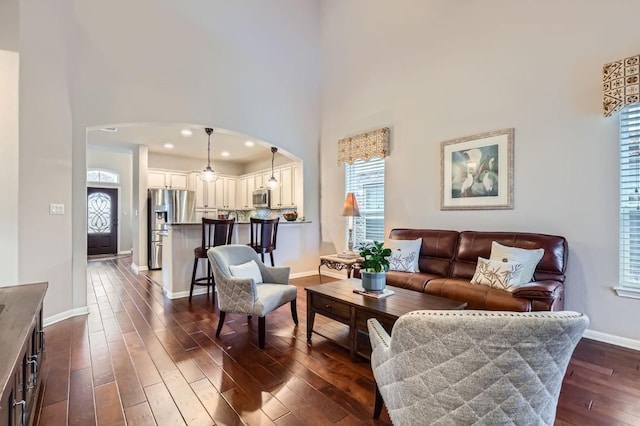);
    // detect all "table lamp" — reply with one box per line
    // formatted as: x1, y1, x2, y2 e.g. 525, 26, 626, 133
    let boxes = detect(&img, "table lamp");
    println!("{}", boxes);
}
341, 192, 361, 255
